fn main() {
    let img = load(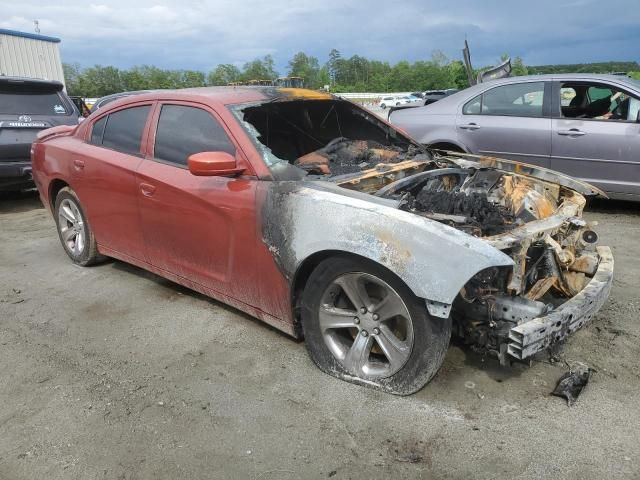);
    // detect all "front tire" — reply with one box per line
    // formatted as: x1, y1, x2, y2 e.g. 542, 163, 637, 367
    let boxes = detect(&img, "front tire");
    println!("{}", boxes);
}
54, 187, 102, 266
301, 256, 451, 395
